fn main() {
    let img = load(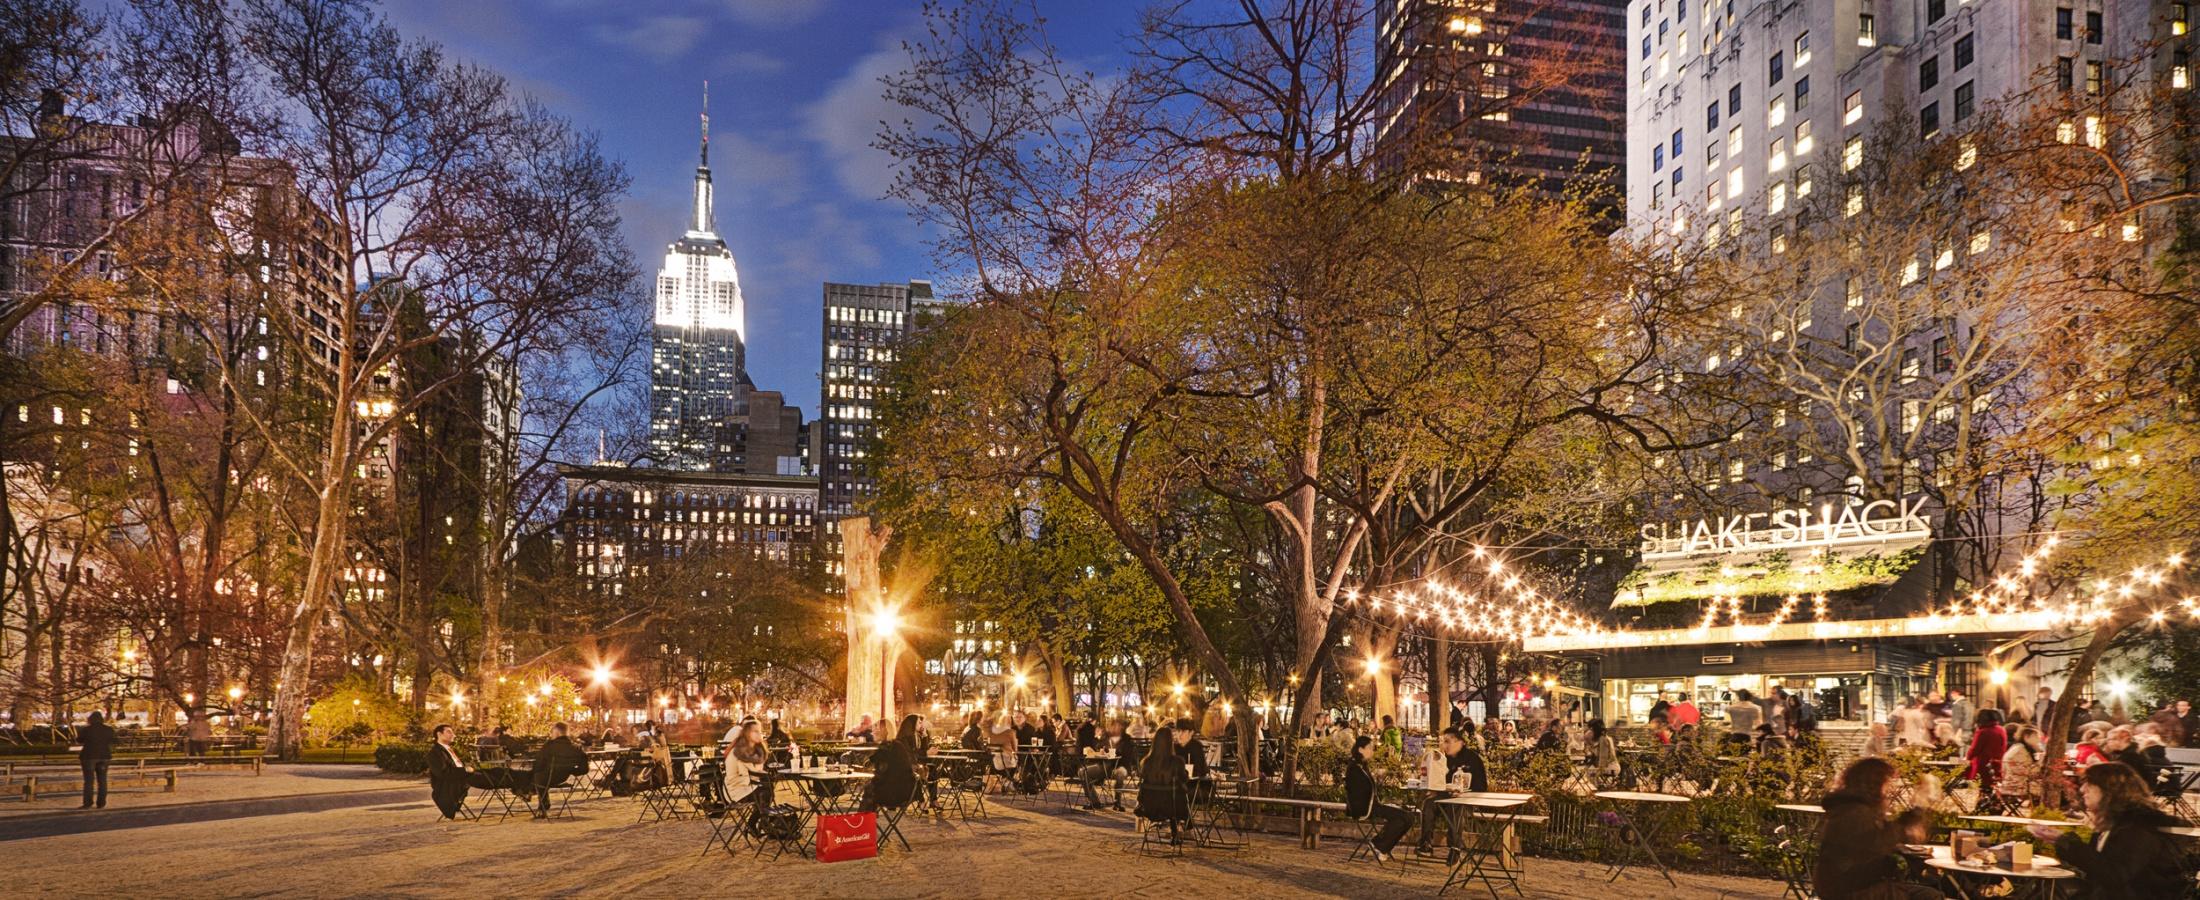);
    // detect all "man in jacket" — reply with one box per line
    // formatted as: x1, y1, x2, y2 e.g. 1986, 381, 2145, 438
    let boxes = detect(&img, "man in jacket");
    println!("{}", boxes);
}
426, 723, 471, 819
77, 711, 117, 809
531, 723, 589, 819
2031, 687, 2055, 730
1413, 729, 1489, 859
